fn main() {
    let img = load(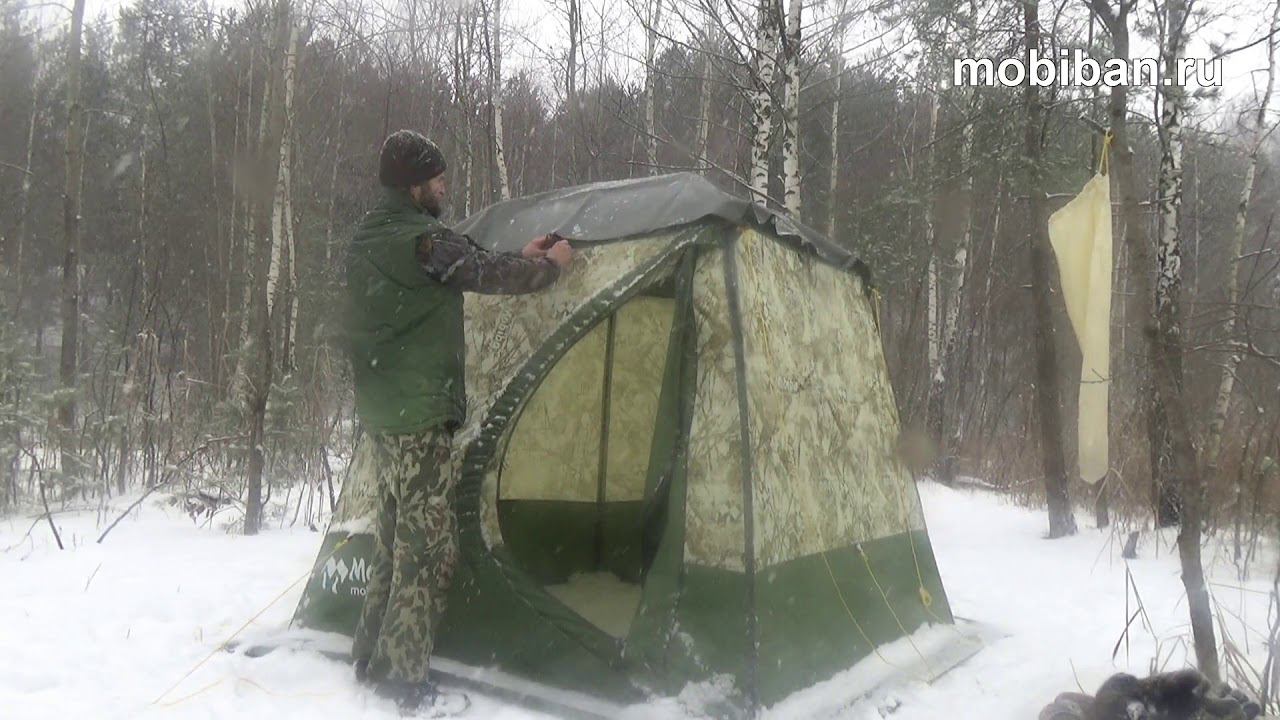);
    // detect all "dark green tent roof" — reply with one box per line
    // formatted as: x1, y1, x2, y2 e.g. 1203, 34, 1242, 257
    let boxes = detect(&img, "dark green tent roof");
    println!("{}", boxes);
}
454, 172, 868, 276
